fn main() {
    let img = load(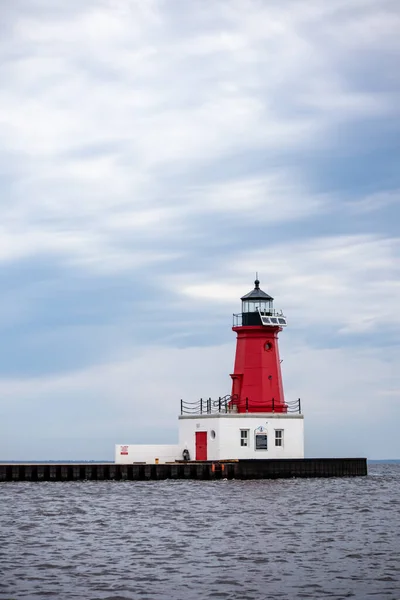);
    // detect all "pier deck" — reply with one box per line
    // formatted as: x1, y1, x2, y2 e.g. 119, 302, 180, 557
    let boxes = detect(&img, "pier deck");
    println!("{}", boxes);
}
0, 458, 367, 481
